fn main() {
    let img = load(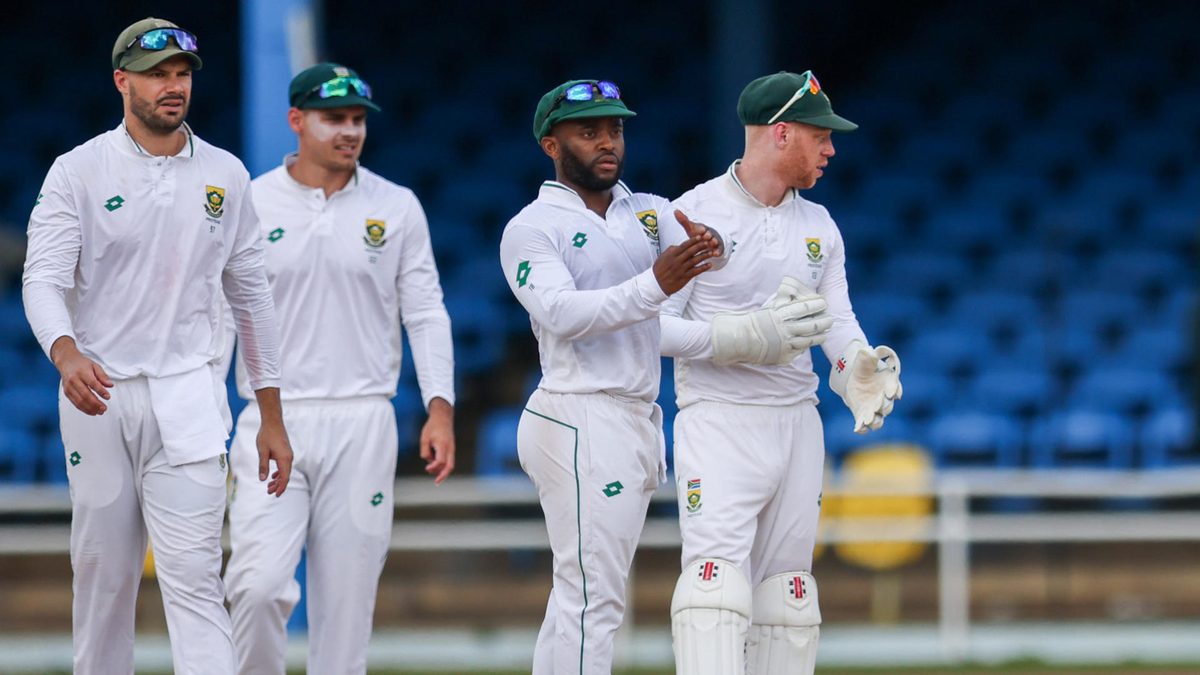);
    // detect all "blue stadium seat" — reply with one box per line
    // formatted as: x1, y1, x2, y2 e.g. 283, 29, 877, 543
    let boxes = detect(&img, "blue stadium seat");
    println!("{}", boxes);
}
879, 255, 972, 297
1140, 407, 1198, 468
0, 384, 59, 434
1091, 249, 1189, 296
927, 411, 1022, 468
42, 432, 67, 484
947, 290, 1043, 336
964, 170, 1052, 208
1003, 129, 1092, 171
1030, 410, 1135, 469
1140, 206, 1198, 250
983, 249, 1078, 294
393, 385, 425, 458
822, 412, 916, 471
1118, 326, 1187, 373
476, 406, 523, 476
849, 292, 933, 344
1073, 368, 1181, 418
1056, 289, 1142, 333
905, 325, 991, 379
0, 427, 39, 483
890, 370, 956, 425
922, 210, 1013, 256
969, 366, 1054, 419
442, 293, 506, 374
